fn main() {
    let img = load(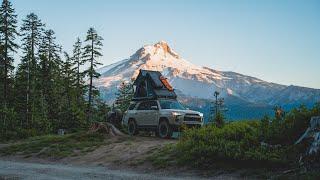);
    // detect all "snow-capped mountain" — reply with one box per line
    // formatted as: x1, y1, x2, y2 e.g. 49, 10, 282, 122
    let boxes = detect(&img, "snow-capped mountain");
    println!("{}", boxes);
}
95, 41, 320, 115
